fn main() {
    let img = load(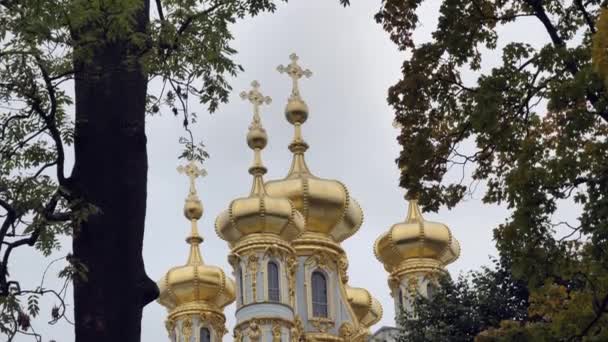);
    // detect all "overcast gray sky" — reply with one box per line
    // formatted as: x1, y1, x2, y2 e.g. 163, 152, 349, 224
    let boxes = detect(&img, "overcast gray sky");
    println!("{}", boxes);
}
12, 1, 562, 341
141, 1, 507, 340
